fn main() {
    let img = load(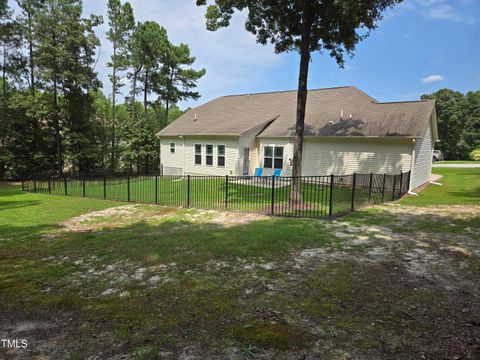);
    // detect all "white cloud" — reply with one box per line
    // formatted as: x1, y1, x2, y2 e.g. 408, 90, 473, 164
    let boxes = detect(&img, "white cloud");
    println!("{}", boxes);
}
84, 1, 286, 109
386, 0, 475, 25
427, 3, 470, 23
421, 74, 445, 83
